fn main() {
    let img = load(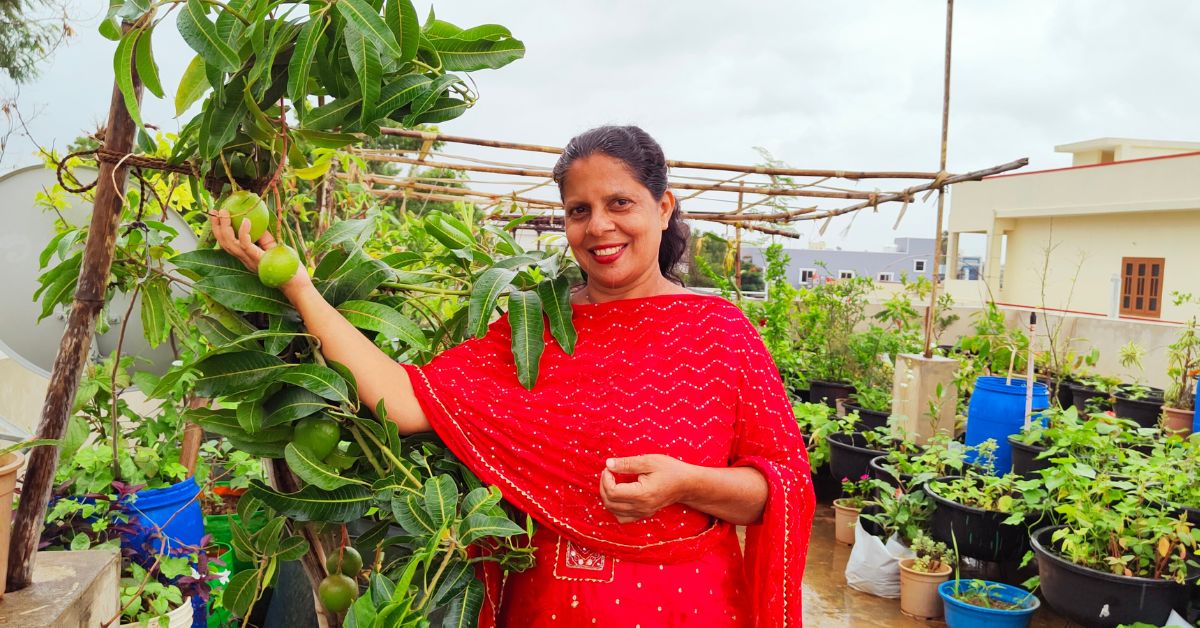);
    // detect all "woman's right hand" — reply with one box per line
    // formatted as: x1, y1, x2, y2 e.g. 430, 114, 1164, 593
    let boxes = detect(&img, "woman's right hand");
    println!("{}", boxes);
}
208, 209, 312, 295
